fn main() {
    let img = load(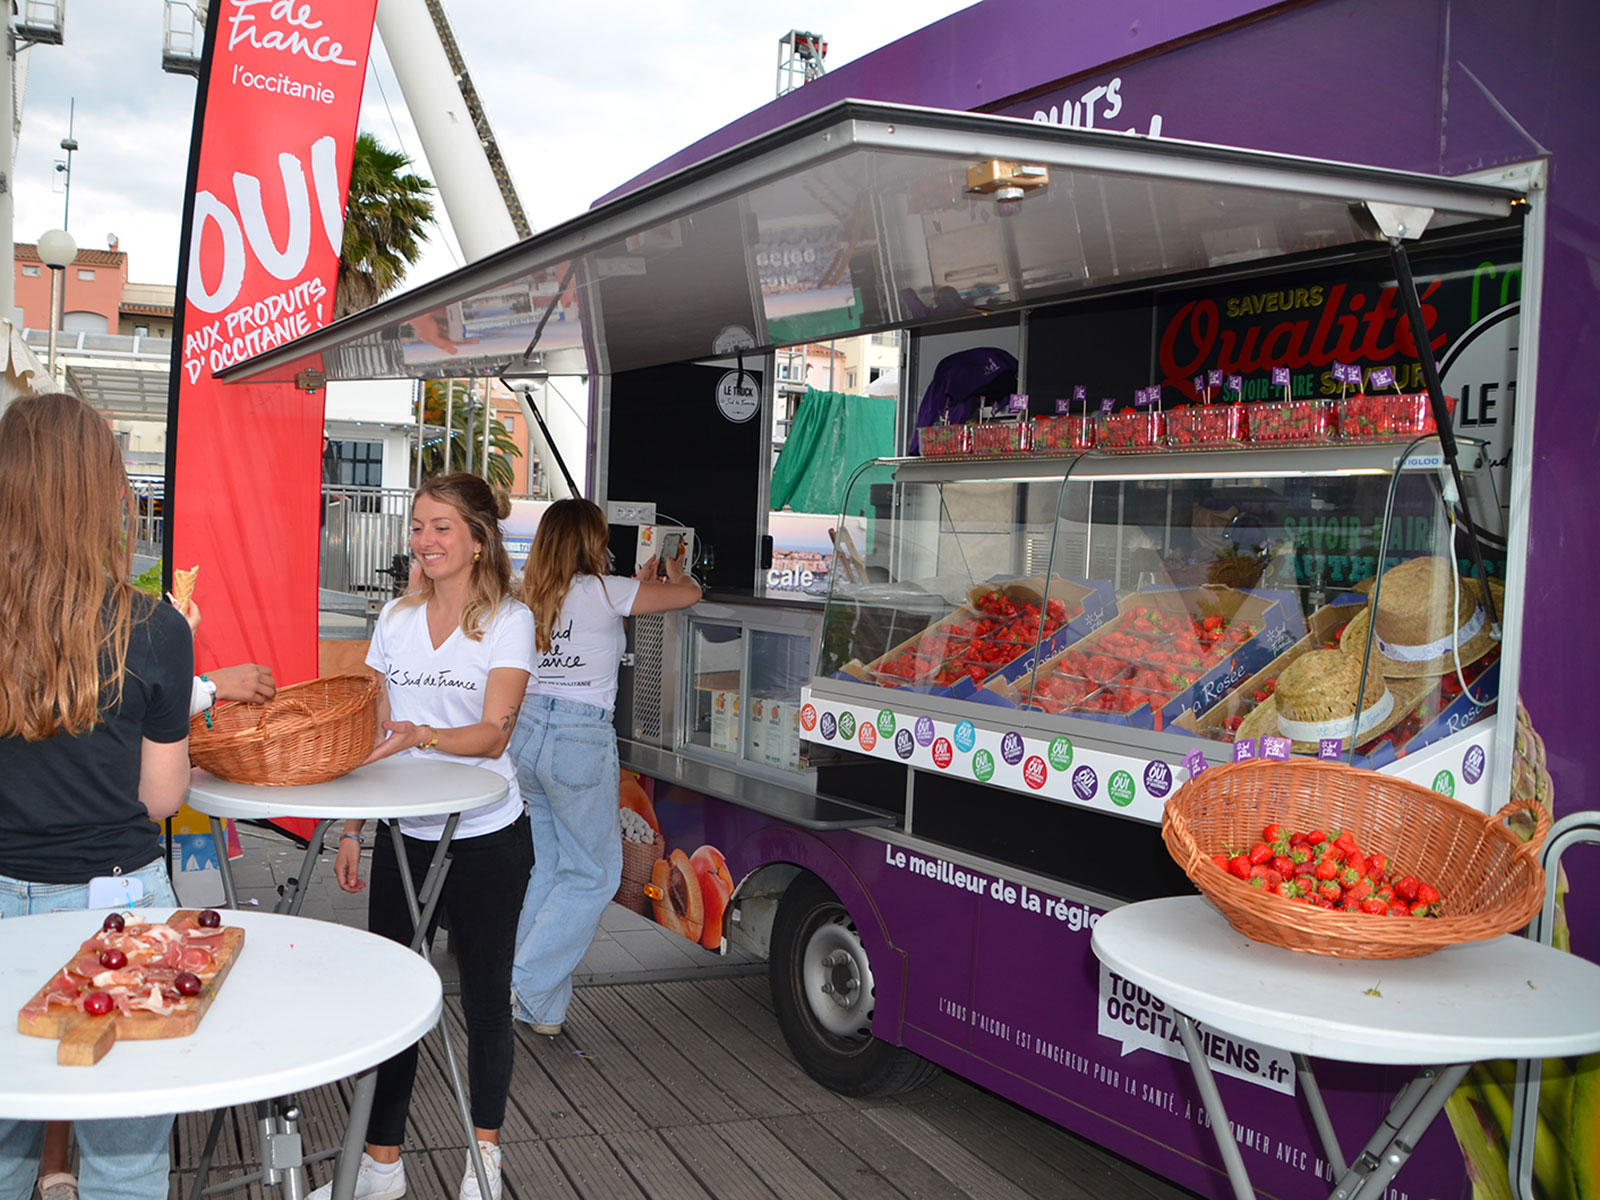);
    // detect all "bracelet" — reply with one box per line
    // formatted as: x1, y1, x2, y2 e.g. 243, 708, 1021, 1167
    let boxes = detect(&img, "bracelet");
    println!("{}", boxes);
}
198, 674, 217, 728
341, 832, 366, 846
418, 726, 440, 751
